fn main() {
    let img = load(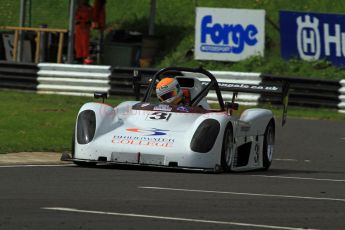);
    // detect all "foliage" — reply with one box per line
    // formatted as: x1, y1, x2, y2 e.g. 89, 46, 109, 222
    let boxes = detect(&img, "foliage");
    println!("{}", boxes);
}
2, 0, 345, 78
